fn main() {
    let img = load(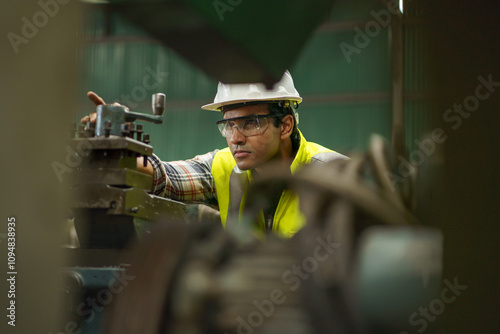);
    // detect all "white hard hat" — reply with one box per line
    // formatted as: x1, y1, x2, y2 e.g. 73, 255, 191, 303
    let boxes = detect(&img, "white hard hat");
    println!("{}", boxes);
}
201, 70, 302, 111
